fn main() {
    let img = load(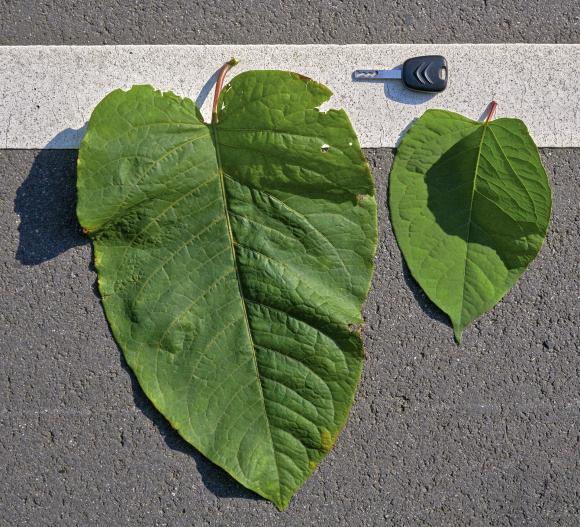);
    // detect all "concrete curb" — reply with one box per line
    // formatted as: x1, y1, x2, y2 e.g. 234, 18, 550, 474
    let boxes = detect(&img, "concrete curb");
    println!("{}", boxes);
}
1, 44, 579, 149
